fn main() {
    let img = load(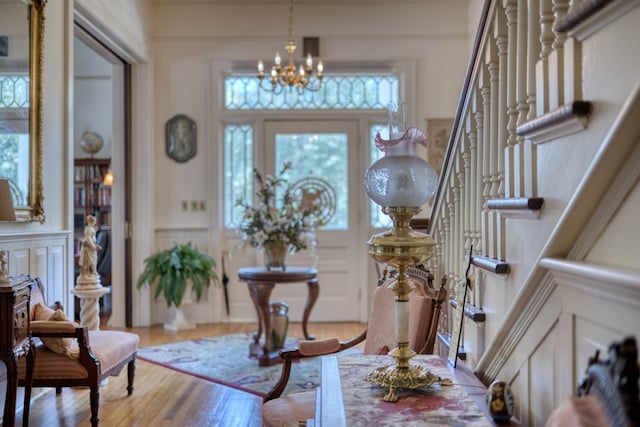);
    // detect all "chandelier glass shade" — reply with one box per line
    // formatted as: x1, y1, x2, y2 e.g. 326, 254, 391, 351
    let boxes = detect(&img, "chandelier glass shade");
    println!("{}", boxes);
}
257, 0, 324, 93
